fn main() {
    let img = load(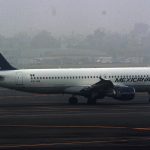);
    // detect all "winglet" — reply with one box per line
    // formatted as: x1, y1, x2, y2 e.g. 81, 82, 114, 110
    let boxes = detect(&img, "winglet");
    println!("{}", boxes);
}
0, 53, 17, 70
